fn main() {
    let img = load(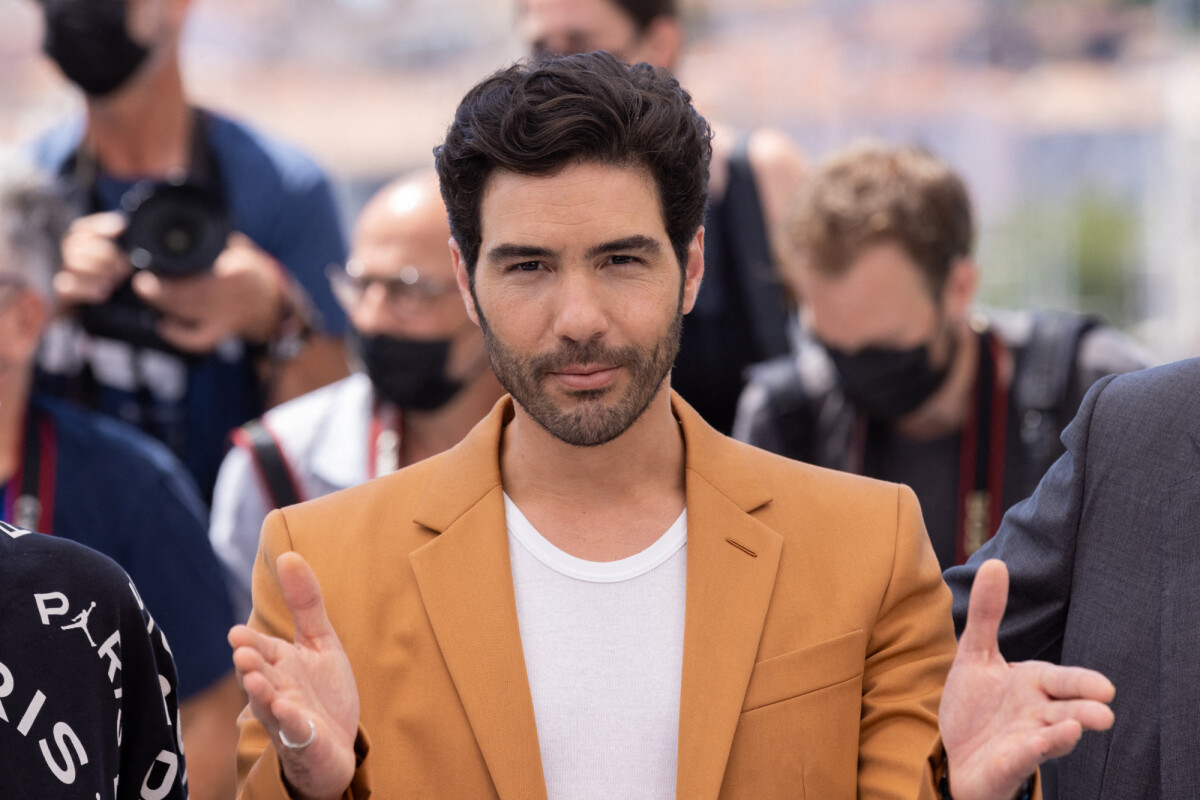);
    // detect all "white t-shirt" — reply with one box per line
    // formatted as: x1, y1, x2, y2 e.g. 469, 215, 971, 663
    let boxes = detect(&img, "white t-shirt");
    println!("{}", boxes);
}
505, 494, 687, 800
